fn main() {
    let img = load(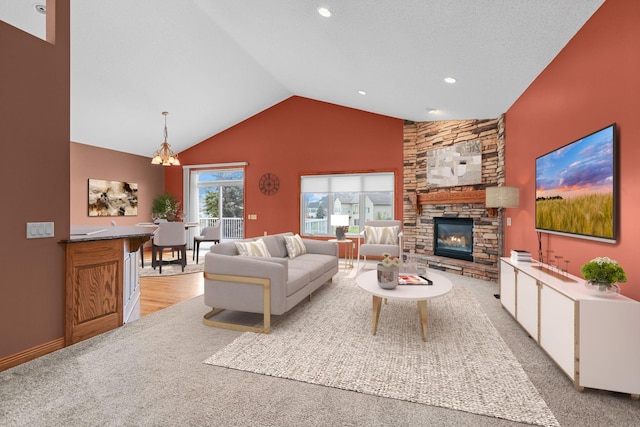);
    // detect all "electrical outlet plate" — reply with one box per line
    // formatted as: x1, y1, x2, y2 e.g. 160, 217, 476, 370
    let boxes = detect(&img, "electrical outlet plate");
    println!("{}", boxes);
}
27, 222, 54, 239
